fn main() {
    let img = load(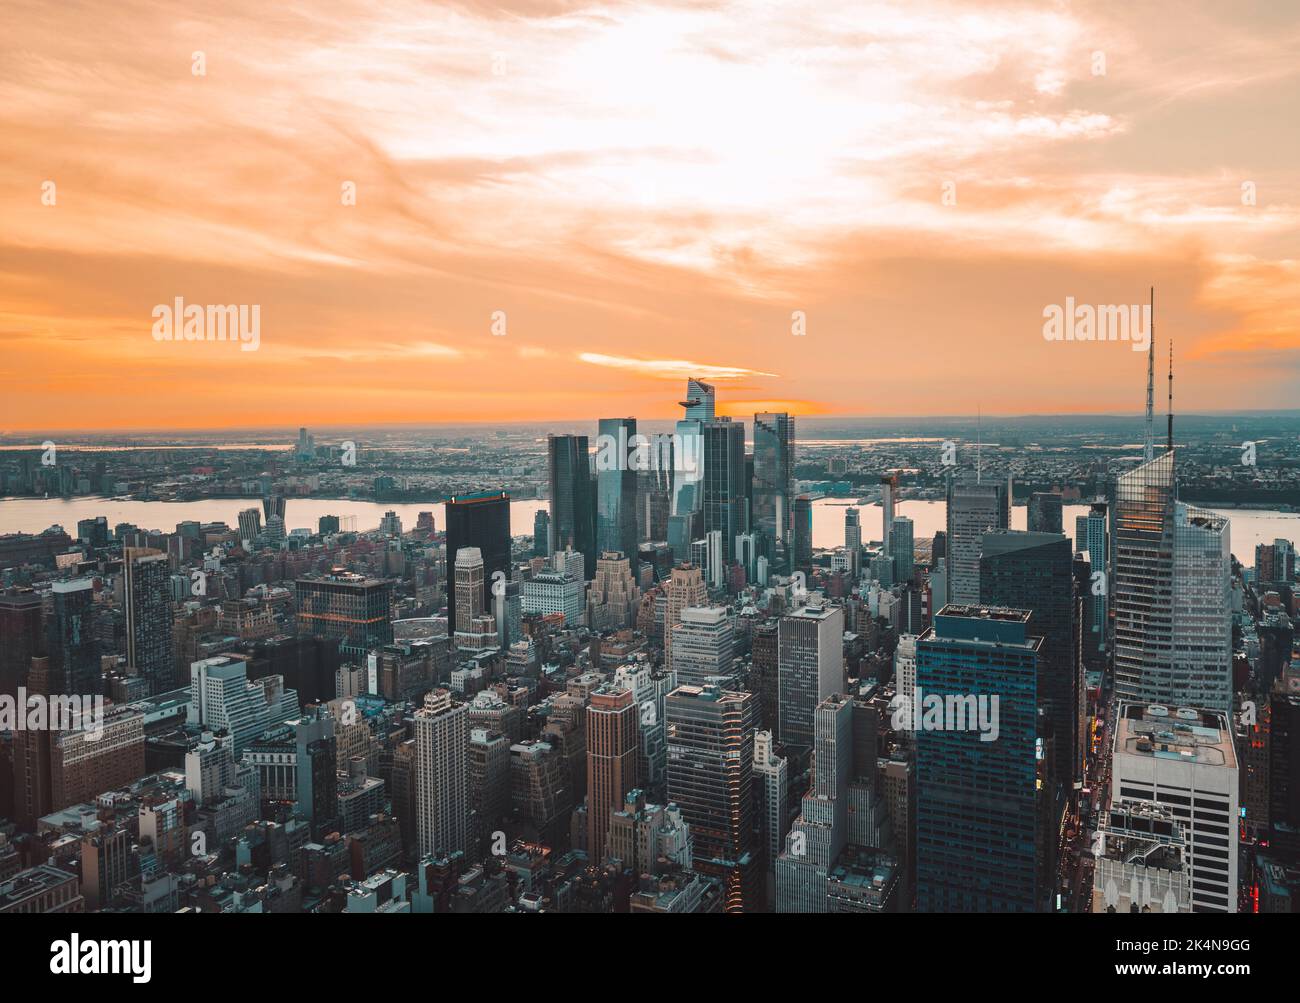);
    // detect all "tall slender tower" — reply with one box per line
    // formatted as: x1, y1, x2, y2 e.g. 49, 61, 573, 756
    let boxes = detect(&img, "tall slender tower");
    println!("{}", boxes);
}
585, 685, 639, 864
1144, 286, 1155, 463
1167, 337, 1174, 454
